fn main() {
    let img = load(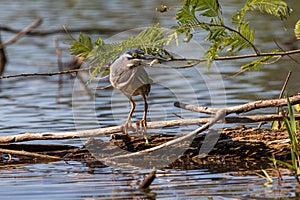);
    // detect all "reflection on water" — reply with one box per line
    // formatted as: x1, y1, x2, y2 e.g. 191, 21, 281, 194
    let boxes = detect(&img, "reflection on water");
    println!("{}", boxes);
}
1, 161, 299, 200
1, 0, 300, 199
